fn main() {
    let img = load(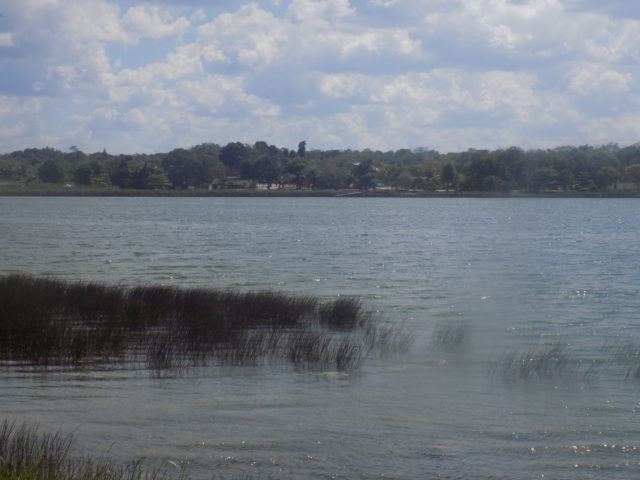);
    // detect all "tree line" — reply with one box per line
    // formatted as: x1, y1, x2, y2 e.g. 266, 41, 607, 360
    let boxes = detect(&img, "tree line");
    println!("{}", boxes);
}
2, 140, 640, 193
